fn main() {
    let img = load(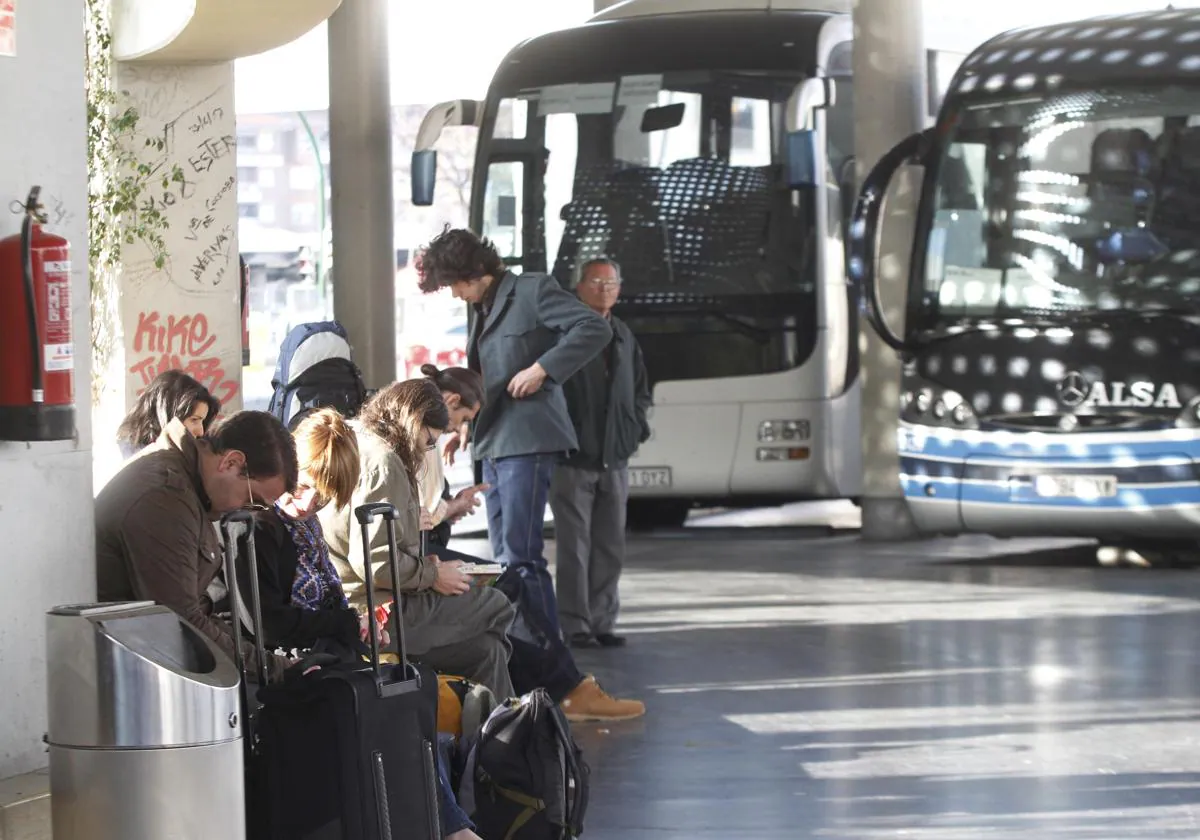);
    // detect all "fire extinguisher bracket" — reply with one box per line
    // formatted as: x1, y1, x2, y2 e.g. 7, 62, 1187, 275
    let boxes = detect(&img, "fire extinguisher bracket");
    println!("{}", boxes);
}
0, 186, 76, 442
